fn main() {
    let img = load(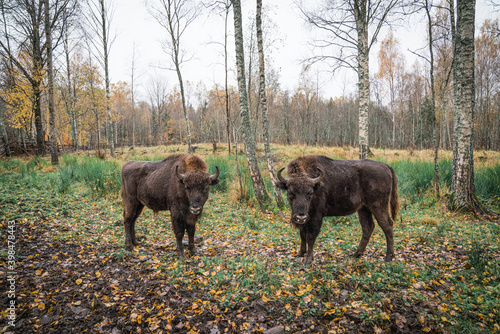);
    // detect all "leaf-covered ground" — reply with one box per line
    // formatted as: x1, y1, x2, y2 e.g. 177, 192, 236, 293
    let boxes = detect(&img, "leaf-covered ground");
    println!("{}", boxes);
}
1, 146, 499, 333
